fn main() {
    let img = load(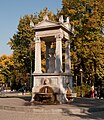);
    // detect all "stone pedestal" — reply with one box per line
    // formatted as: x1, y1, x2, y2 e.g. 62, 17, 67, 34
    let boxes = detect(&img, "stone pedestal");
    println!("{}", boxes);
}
32, 73, 72, 103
